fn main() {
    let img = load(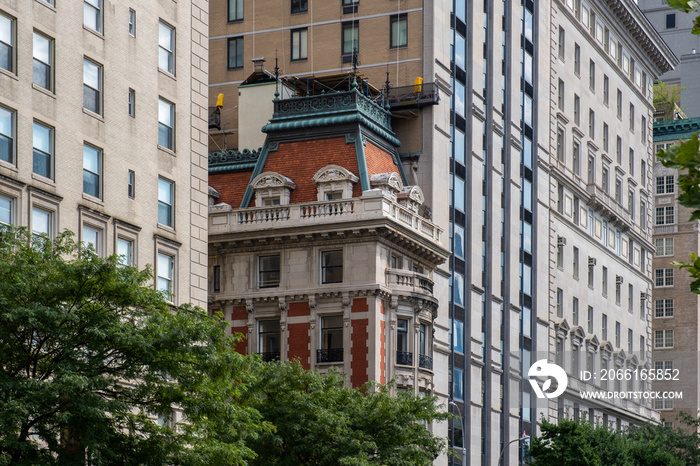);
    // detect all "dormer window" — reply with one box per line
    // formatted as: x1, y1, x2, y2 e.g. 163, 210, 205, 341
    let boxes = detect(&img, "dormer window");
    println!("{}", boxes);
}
397, 185, 424, 213
312, 165, 359, 201
370, 172, 403, 199
250, 172, 296, 207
